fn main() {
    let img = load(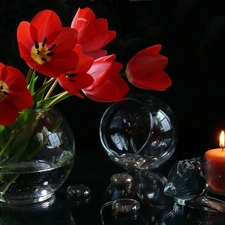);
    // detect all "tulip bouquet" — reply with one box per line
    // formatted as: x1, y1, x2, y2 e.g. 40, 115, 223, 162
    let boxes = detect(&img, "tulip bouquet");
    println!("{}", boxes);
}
0, 7, 171, 198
